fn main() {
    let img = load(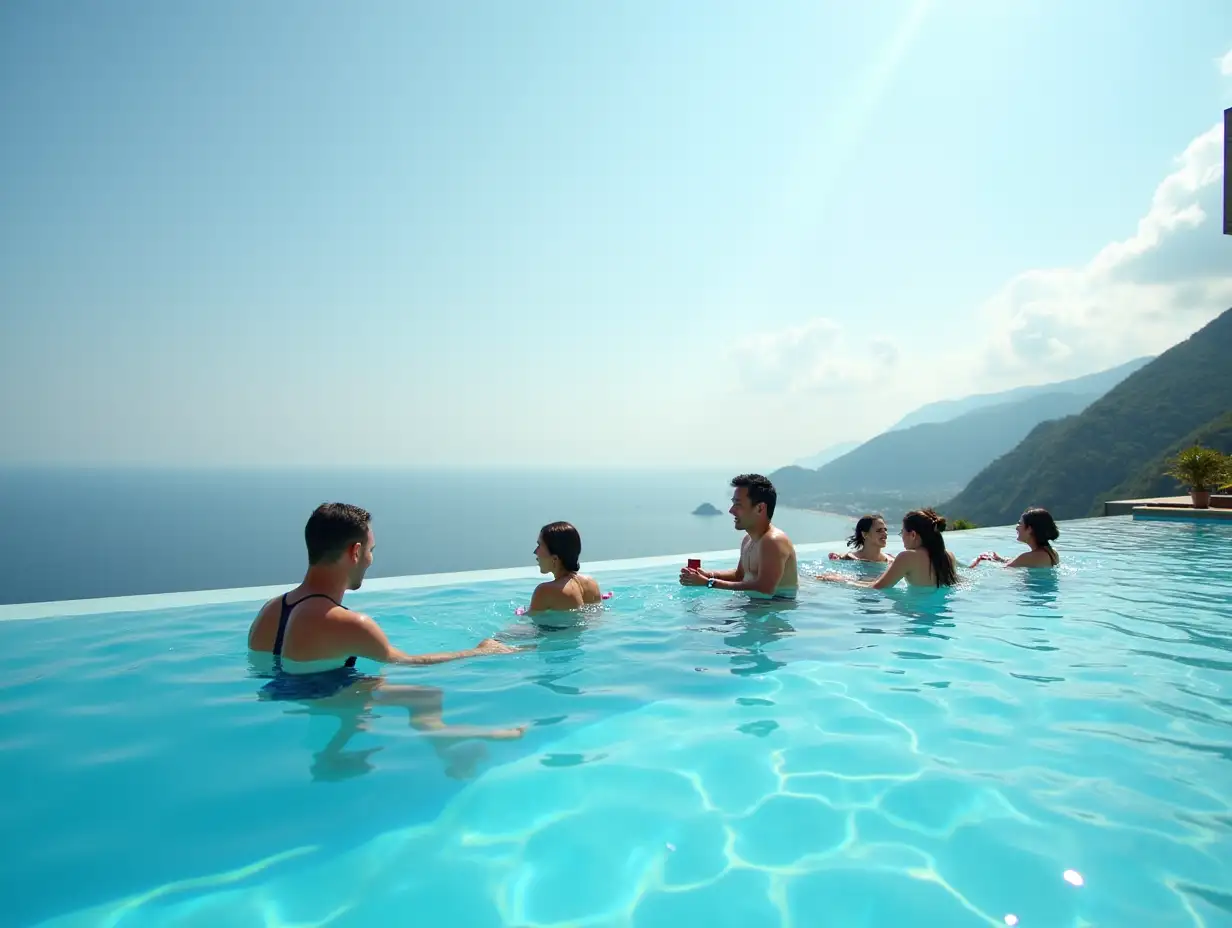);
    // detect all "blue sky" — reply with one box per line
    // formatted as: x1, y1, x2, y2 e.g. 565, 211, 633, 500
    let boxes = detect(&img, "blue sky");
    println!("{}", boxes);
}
2, 1, 1230, 470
